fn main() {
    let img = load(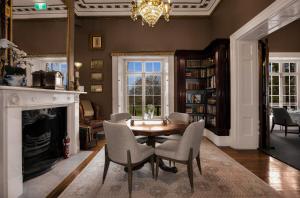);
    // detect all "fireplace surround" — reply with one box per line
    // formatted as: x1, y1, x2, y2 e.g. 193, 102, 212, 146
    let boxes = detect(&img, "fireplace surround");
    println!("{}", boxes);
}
0, 86, 85, 198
